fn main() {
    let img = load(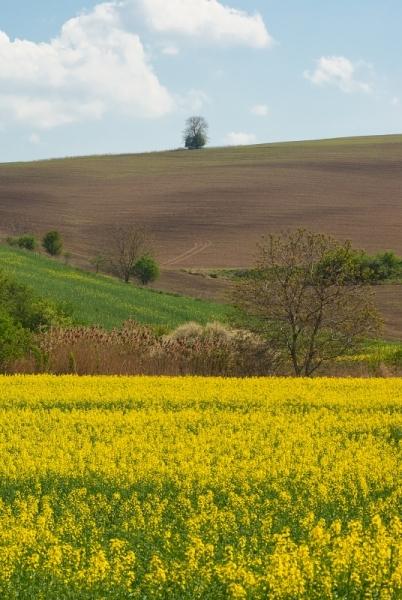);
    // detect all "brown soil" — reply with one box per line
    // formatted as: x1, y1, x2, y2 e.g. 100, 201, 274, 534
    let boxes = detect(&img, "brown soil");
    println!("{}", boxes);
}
149, 272, 402, 341
1, 134, 402, 268
1, 133, 402, 338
